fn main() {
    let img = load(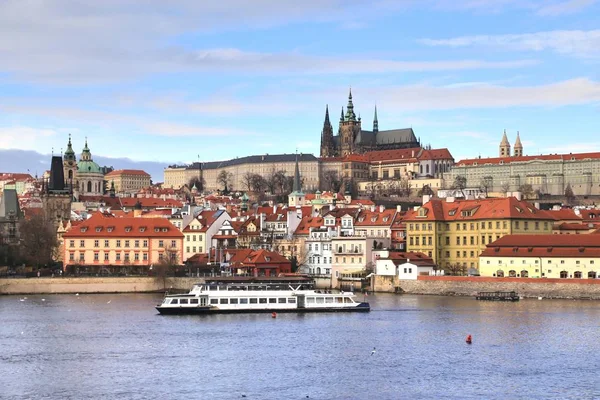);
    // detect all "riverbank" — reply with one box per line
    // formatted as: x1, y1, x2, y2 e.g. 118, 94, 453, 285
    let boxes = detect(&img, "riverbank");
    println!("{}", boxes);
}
0, 277, 200, 295
374, 275, 600, 299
